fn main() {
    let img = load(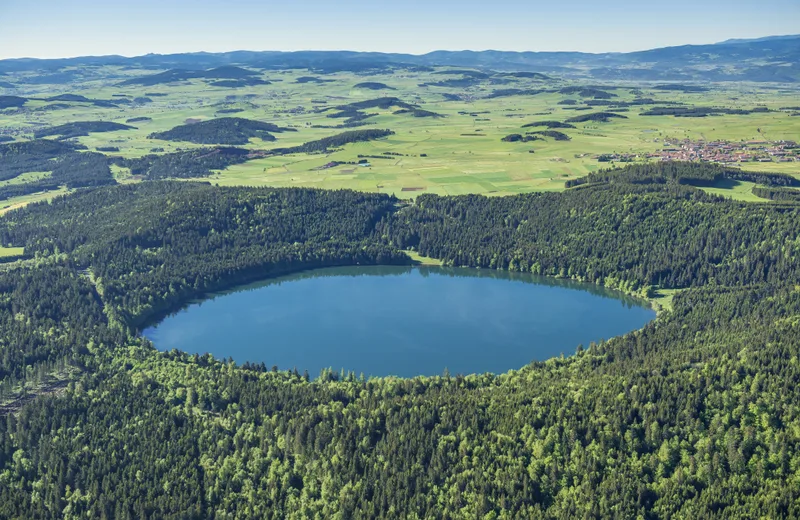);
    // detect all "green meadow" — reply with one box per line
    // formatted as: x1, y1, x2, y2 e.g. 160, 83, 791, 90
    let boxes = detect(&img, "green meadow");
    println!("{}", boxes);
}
697, 179, 769, 202
0, 246, 23, 257
1, 67, 798, 202
0, 187, 70, 214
